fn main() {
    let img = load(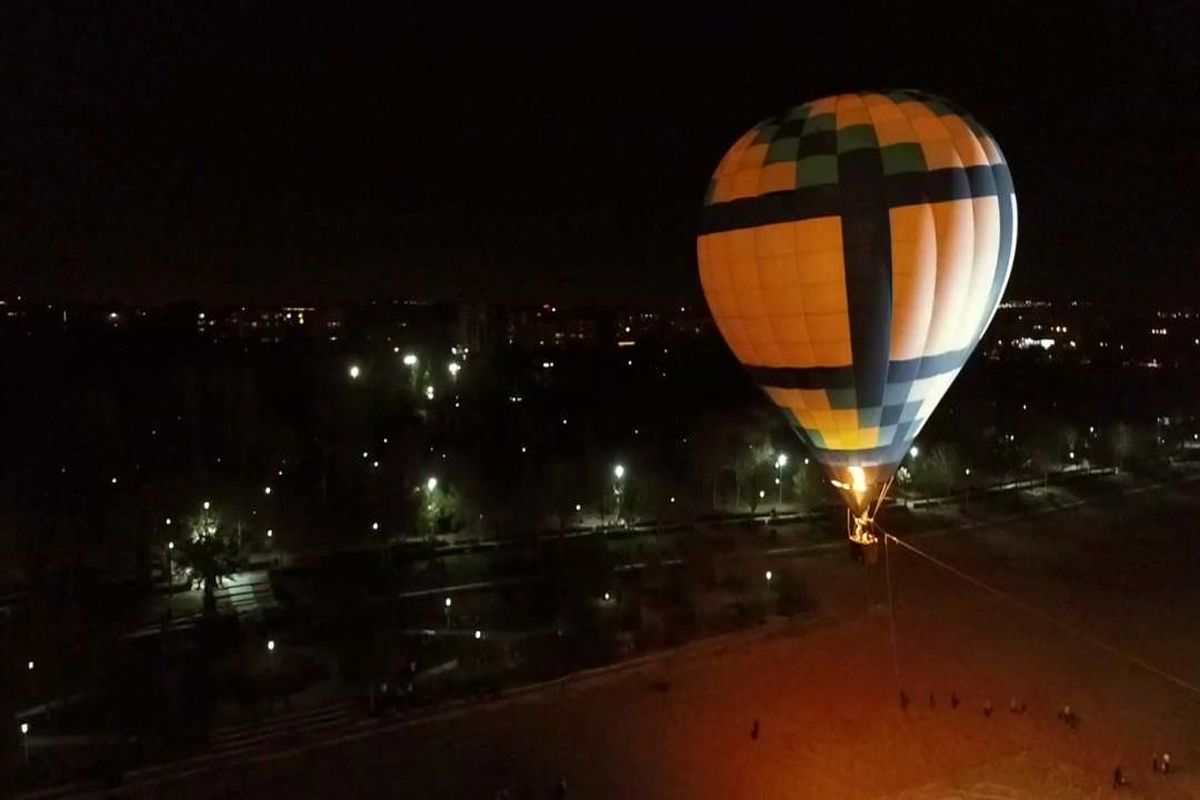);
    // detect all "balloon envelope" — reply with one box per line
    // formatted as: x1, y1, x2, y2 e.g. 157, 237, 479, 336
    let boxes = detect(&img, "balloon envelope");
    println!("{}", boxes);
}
697, 90, 1017, 514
